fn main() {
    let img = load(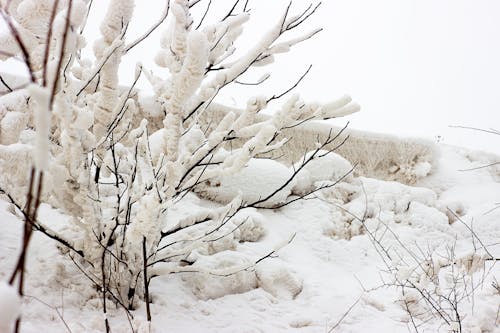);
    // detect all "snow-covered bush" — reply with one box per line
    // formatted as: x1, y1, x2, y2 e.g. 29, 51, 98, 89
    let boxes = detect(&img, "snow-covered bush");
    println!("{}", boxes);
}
0, 0, 359, 330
